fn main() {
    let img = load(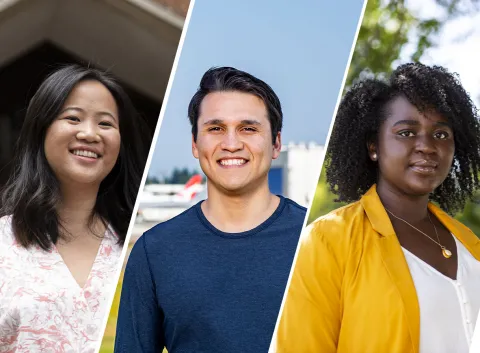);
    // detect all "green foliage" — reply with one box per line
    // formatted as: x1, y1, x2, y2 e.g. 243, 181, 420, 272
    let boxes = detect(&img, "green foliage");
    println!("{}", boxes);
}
454, 193, 480, 237
346, 0, 479, 88
307, 168, 346, 224
145, 175, 161, 184
164, 167, 201, 184
148, 168, 202, 184
347, 0, 415, 87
